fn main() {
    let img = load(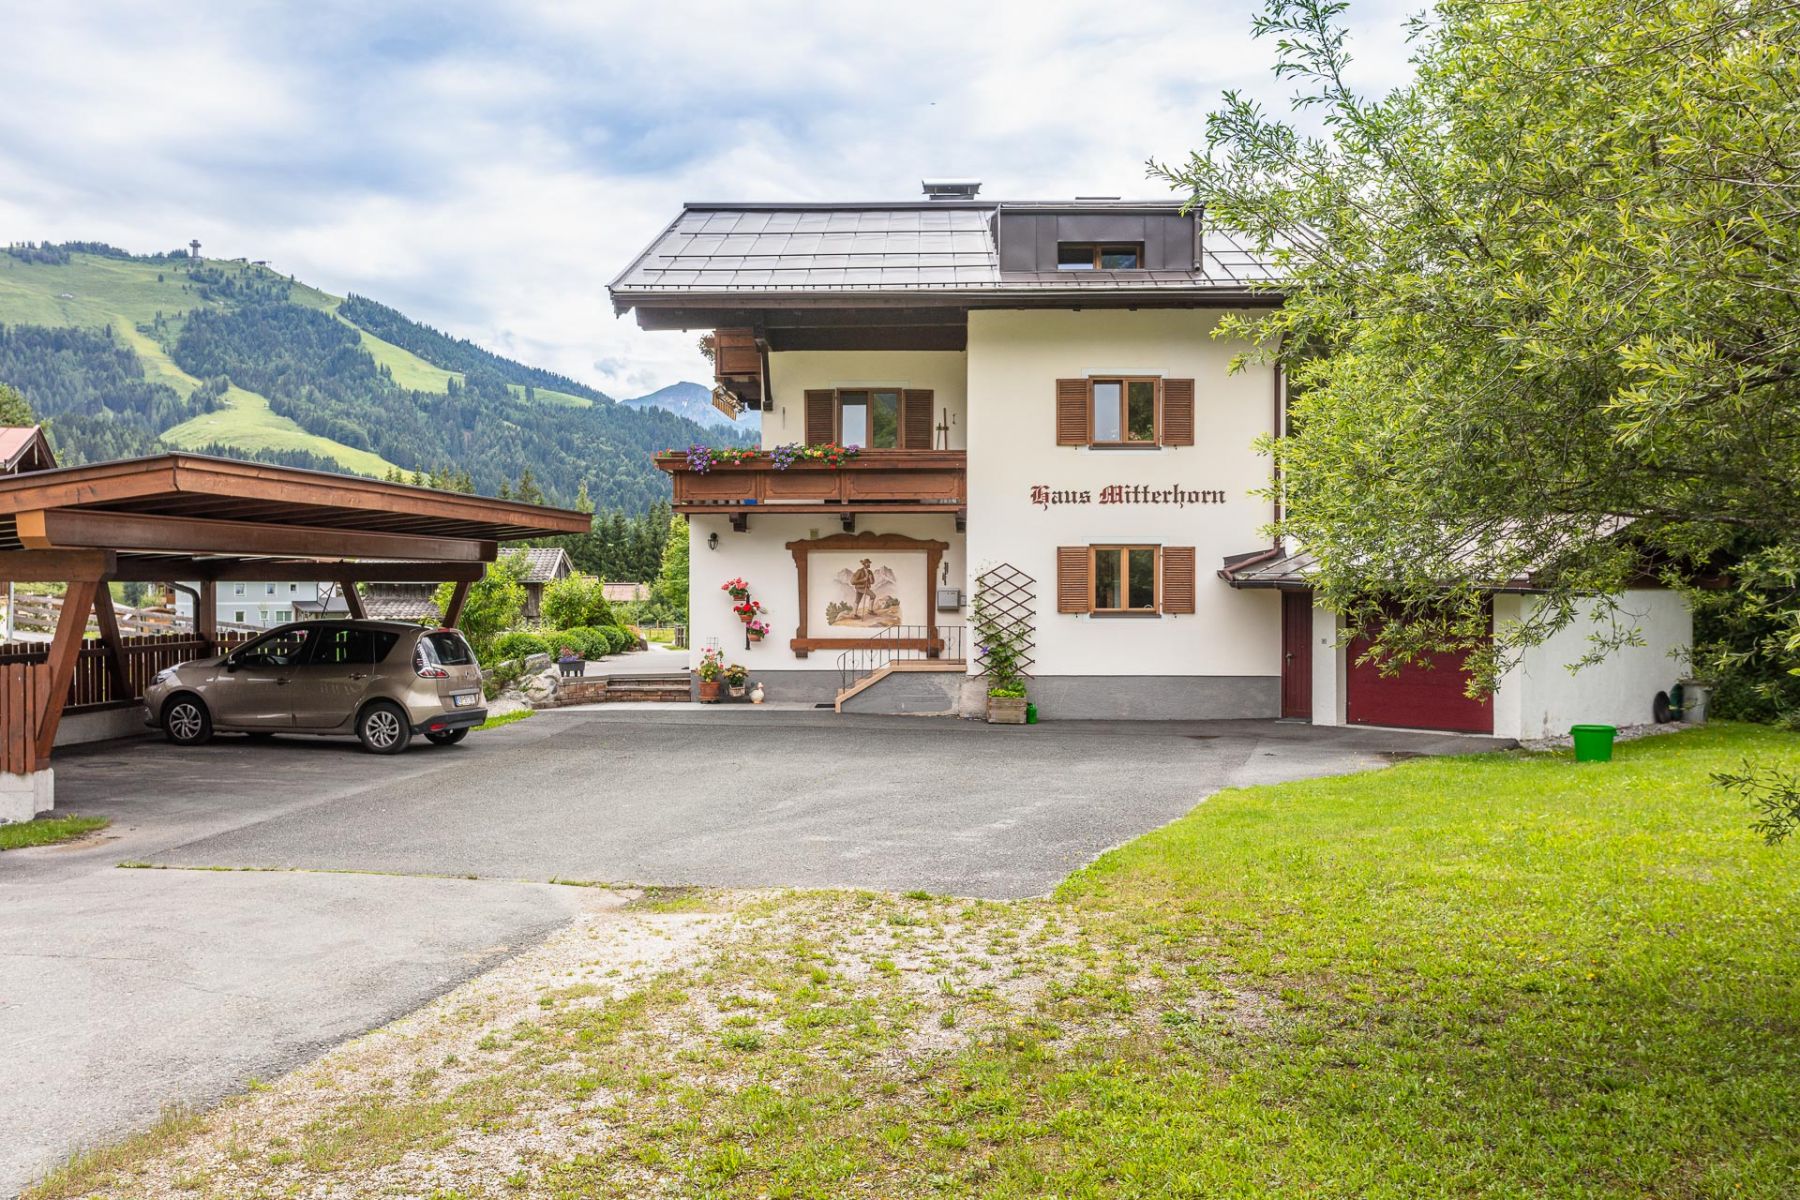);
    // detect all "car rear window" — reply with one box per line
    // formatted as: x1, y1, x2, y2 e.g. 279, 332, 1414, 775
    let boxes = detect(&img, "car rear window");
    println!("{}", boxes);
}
421, 631, 475, 666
